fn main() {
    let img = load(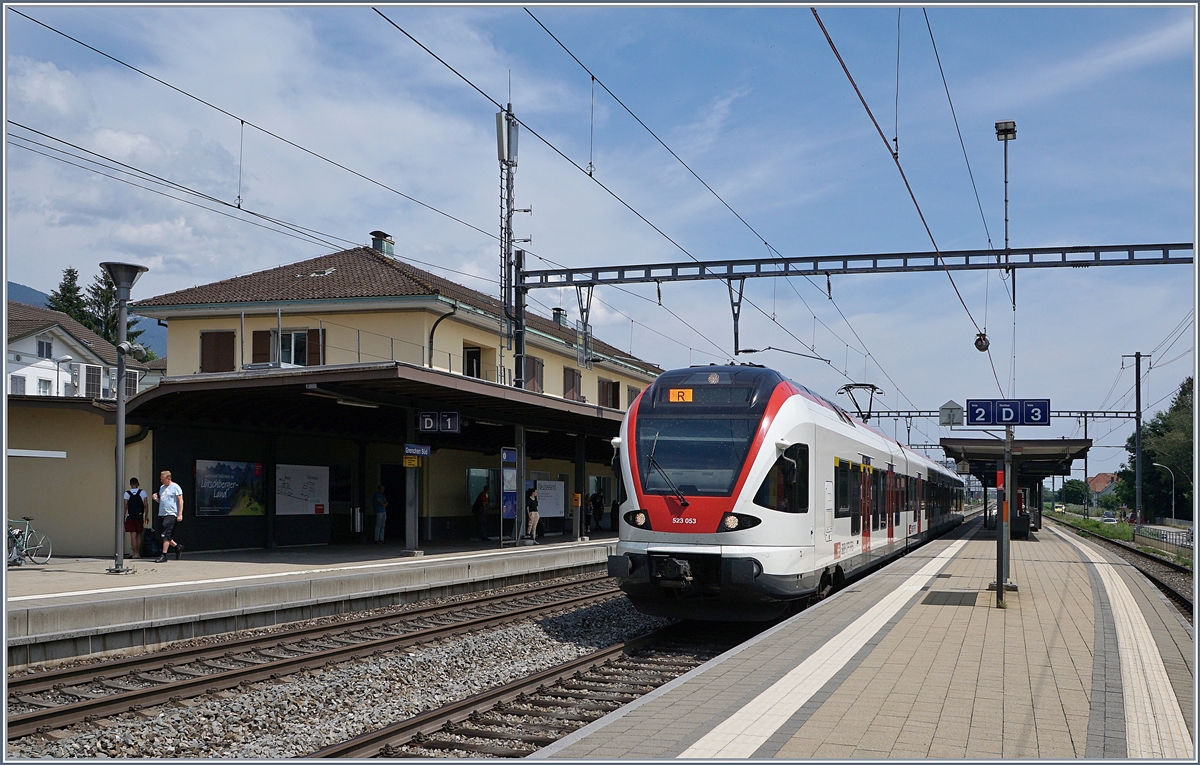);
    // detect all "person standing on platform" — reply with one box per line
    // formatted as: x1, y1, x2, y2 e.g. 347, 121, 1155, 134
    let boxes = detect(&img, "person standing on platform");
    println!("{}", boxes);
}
373, 484, 389, 544
589, 491, 605, 535
525, 487, 540, 543
472, 486, 490, 541
151, 470, 184, 563
123, 478, 149, 558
